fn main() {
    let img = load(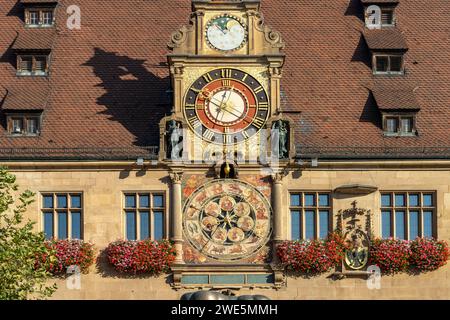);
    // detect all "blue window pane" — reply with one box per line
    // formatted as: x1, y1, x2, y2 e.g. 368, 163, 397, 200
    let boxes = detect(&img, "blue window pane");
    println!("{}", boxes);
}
423, 211, 433, 238
395, 211, 405, 239
305, 211, 315, 239
71, 212, 81, 239
409, 194, 419, 207
140, 211, 150, 240
305, 194, 315, 207
71, 195, 81, 208
291, 211, 301, 240
57, 195, 67, 208
382, 211, 391, 238
409, 211, 419, 240
319, 194, 329, 207
153, 195, 164, 208
139, 195, 150, 208
126, 211, 136, 240
154, 211, 164, 240
43, 195, 53, 208
395, 194, 405, 207
290, 194, 301, 207
423, 194, 433, 207
319, 210, 329, 239
381, 194, 391, 207
44, 212, 53, 240
58, 212, 68, 239
125, 195, 136, 208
